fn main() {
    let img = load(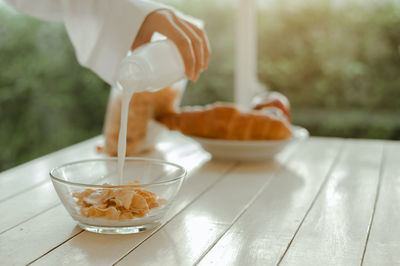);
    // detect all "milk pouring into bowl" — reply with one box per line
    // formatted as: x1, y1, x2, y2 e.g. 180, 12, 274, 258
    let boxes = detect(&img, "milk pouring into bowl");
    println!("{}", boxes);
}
116, 40, 185, 184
